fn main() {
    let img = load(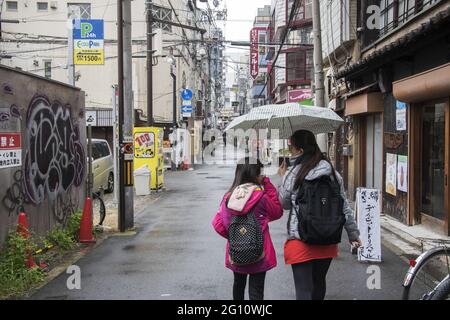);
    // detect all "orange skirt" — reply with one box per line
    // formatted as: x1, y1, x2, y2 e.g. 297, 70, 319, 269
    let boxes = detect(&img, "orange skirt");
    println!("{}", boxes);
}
284, 239, 338, 265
